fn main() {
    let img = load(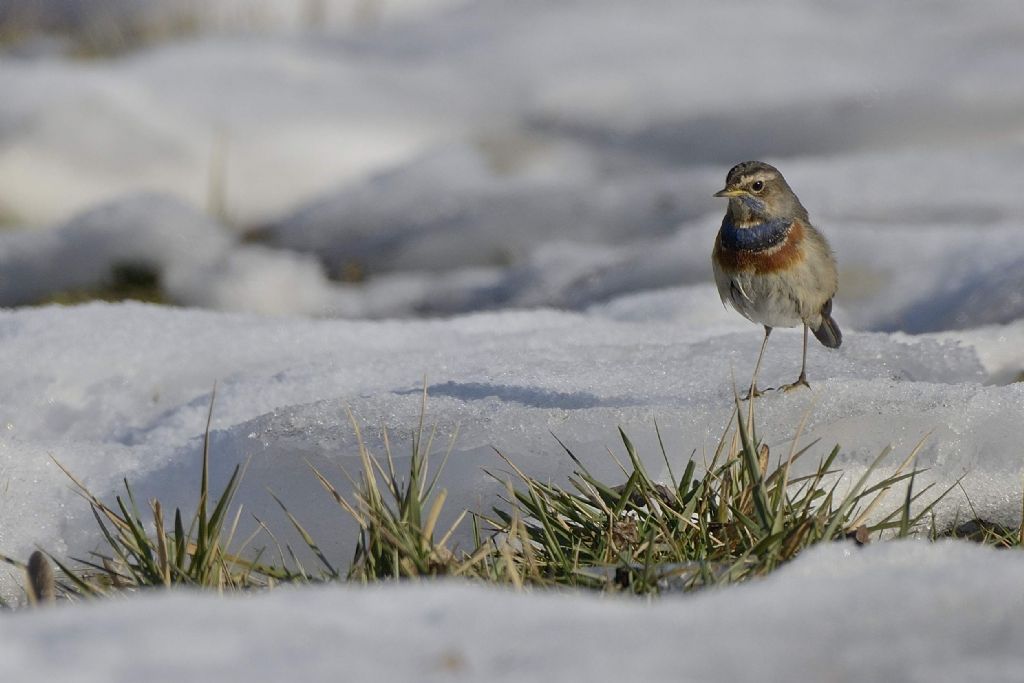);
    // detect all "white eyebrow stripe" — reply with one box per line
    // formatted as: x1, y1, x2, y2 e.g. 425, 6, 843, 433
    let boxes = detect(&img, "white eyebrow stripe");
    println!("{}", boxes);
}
741, 172, 776, 186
